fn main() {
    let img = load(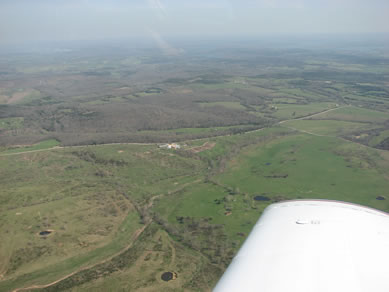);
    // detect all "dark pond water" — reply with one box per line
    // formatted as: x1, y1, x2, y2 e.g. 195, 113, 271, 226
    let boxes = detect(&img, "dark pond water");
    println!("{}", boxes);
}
161, 272, 174, 282
376, 196, 386, 200
254, 195, 270, 201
